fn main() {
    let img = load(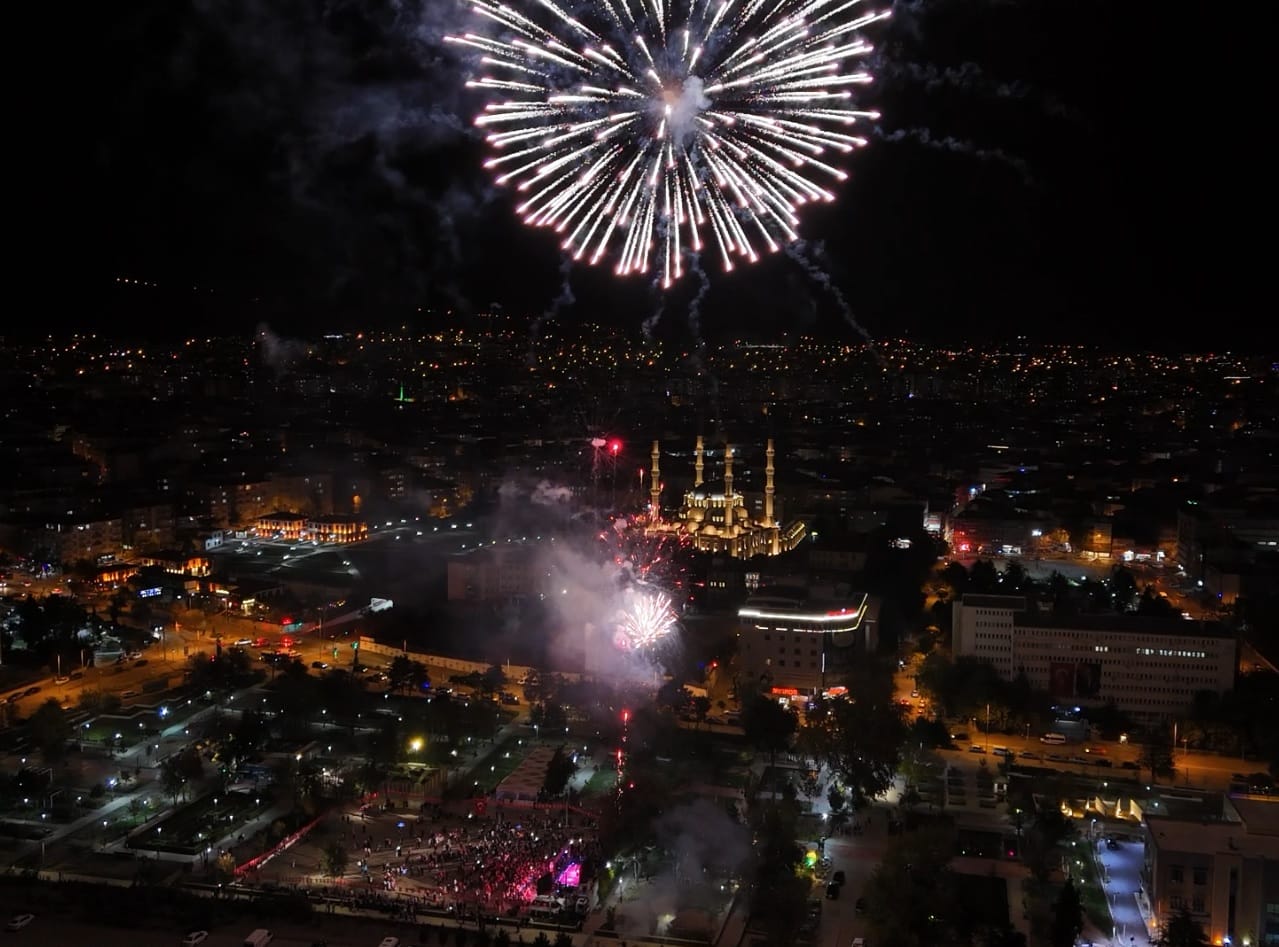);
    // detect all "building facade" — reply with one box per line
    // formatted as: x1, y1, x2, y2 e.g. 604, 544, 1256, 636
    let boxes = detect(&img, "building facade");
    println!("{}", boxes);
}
446, 545, 542, 602
952, 594, 1237, 720
736, 592, 874, 697
1143, 796, 1279, 947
